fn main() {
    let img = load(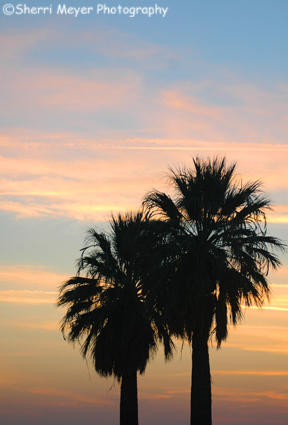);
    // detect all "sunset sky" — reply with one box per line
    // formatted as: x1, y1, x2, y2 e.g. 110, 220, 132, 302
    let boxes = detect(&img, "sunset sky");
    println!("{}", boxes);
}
1, 1, 288, 424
